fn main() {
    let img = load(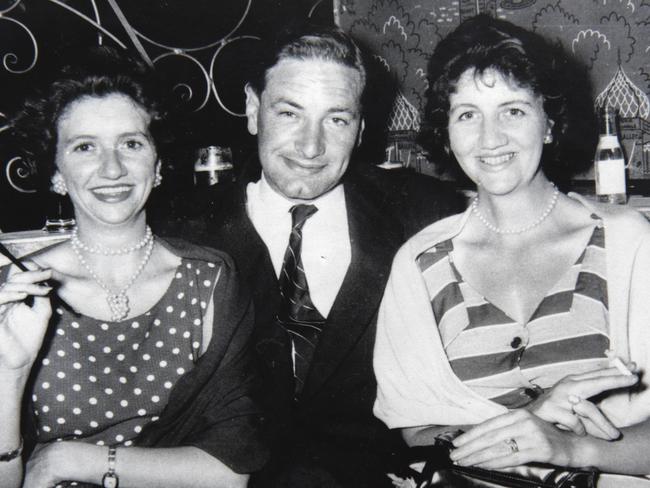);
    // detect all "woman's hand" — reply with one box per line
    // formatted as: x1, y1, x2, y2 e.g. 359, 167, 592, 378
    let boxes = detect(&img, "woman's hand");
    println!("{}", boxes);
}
526, 368, 638, 440
0, 267, 53, 371
450, 409, 585, 469
23, 441, 104, 488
